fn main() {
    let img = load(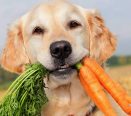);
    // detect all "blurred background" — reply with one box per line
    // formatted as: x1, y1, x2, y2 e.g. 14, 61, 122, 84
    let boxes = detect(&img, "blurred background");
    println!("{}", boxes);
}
0, 0, 131, 99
